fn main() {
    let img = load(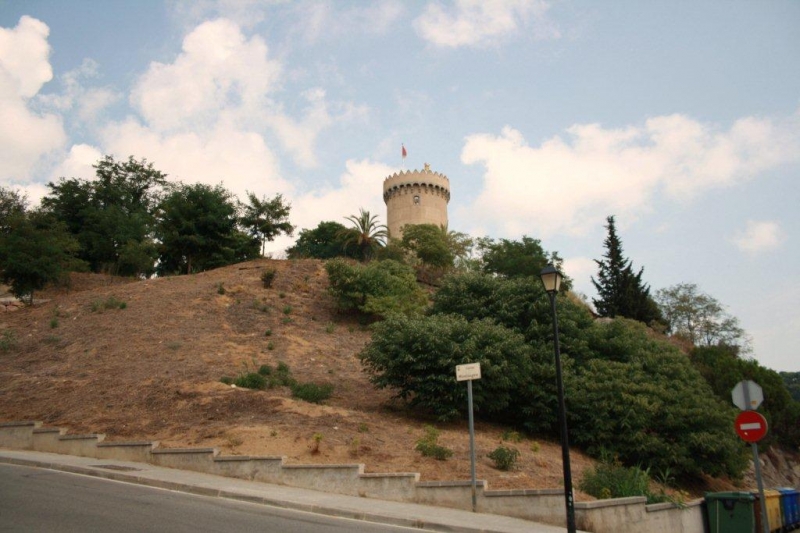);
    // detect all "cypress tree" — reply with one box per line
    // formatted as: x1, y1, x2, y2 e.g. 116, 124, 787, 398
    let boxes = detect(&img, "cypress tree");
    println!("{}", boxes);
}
591, 216, 662, 325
